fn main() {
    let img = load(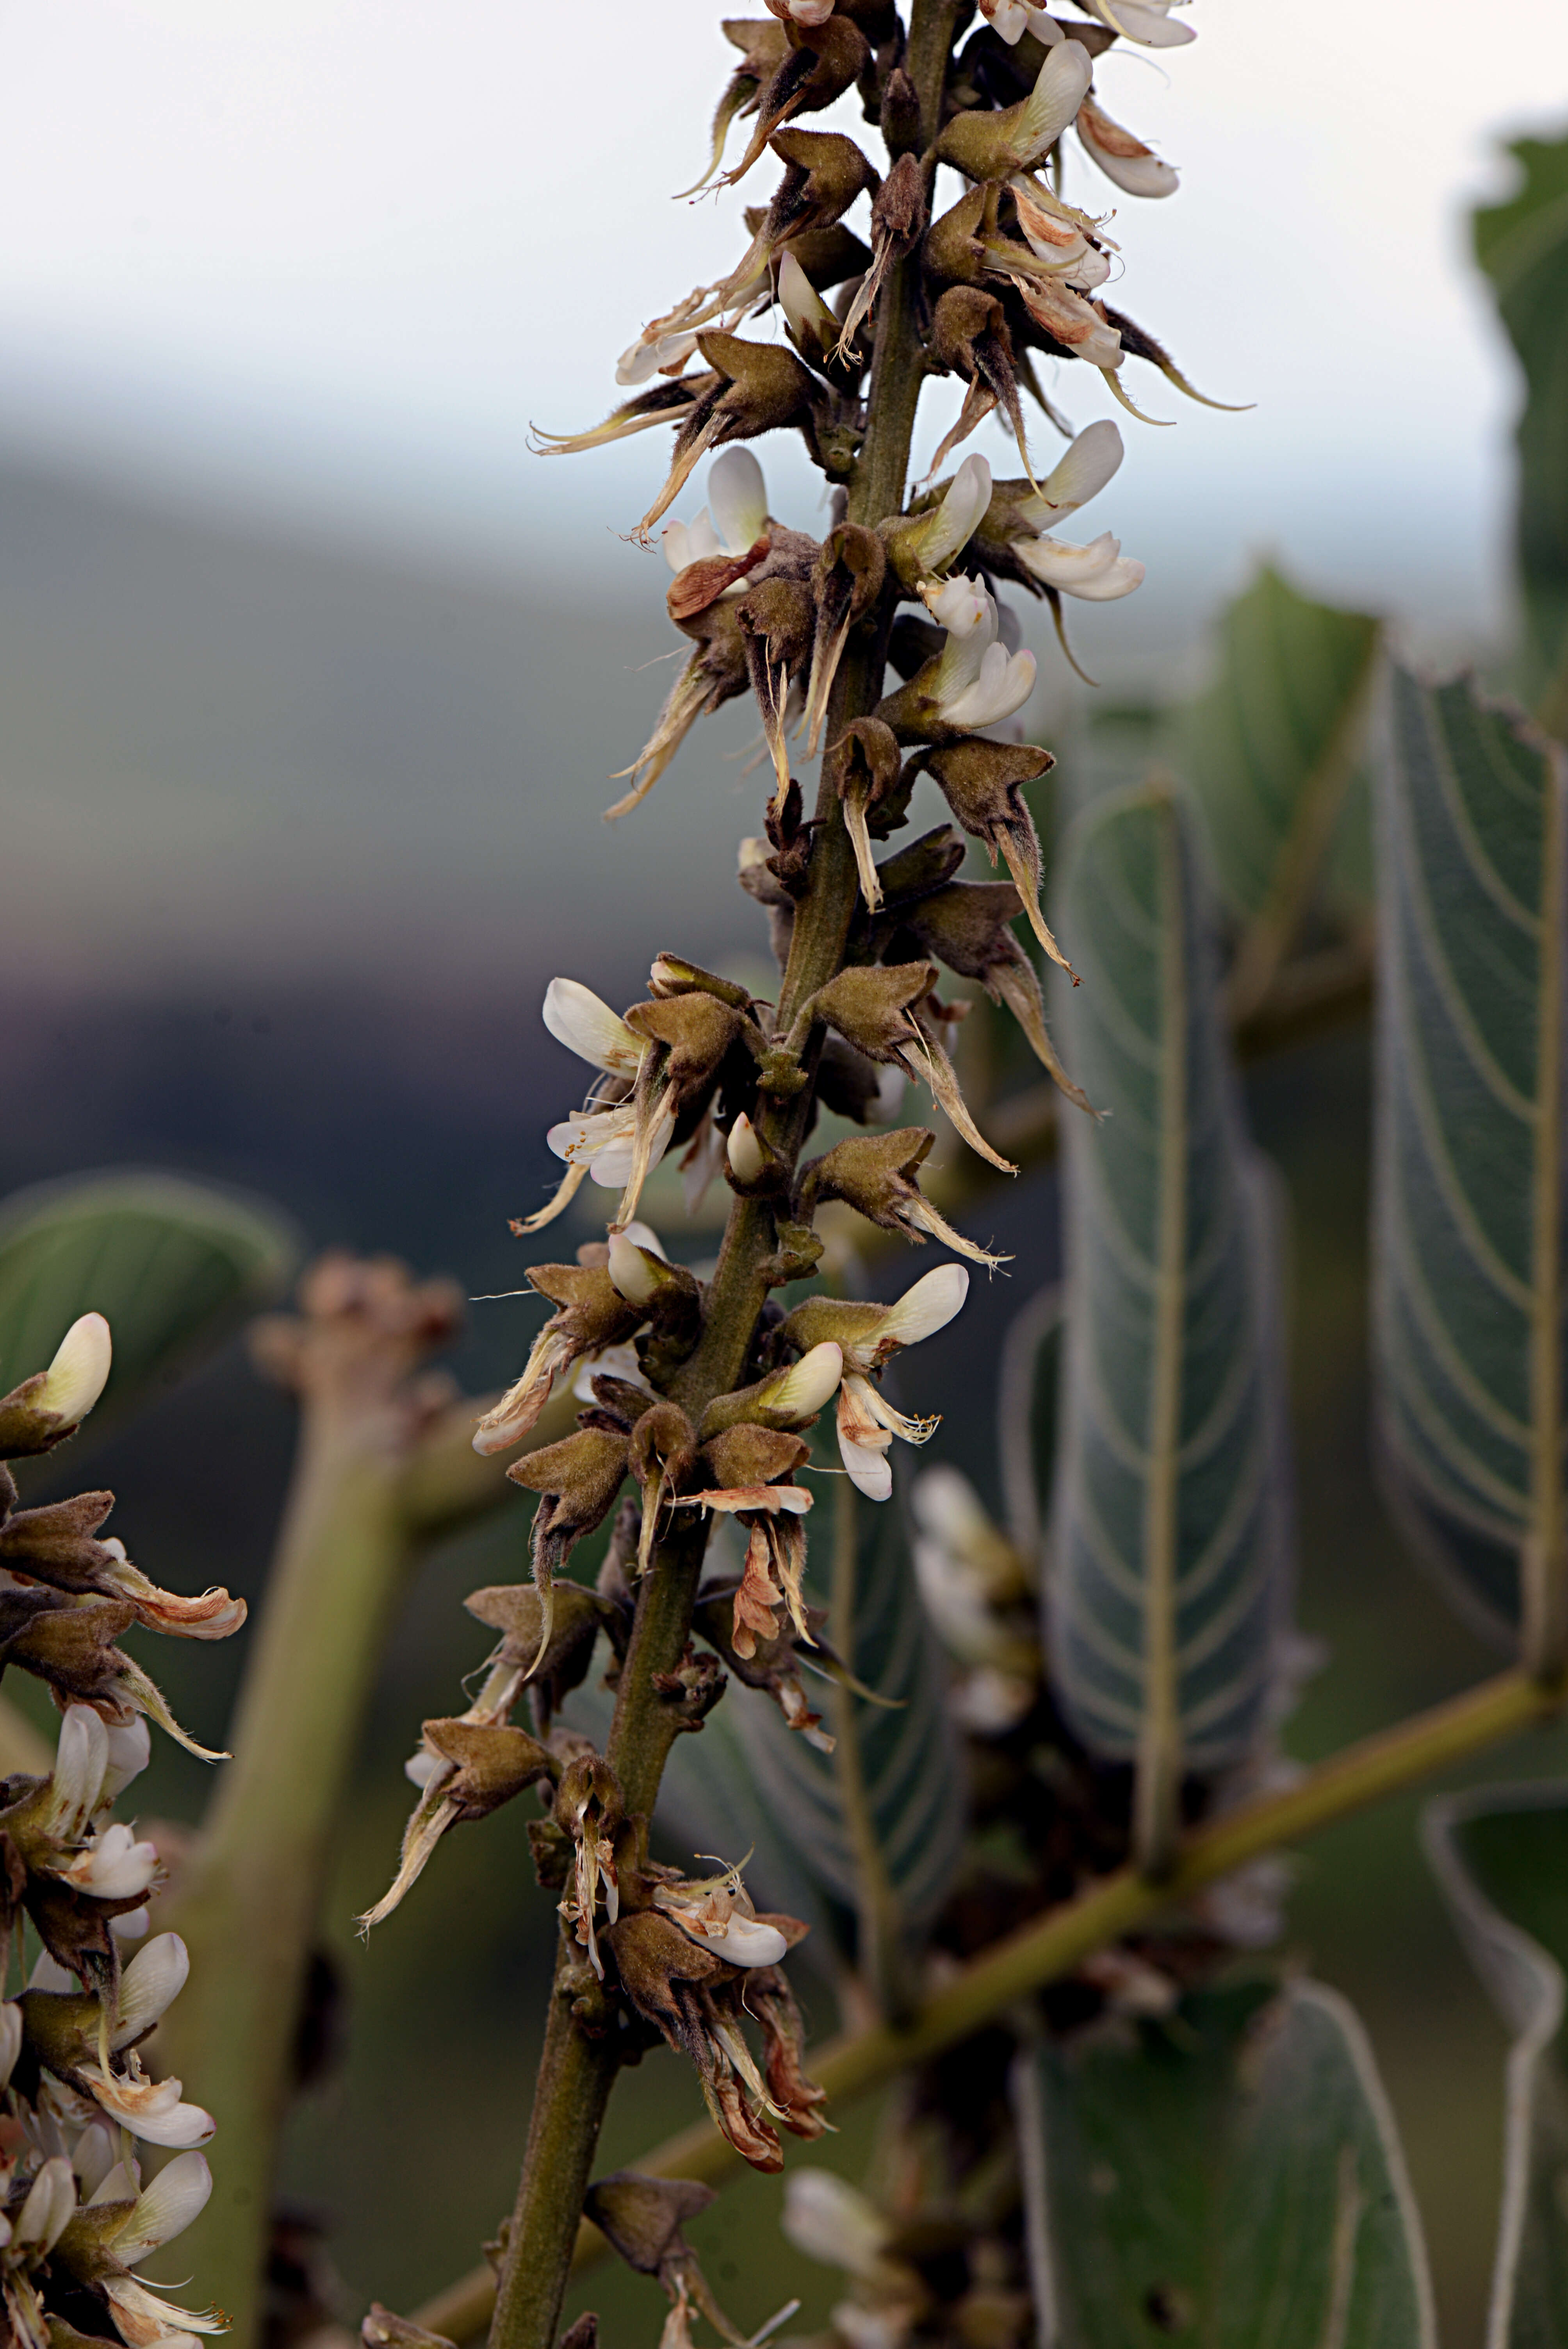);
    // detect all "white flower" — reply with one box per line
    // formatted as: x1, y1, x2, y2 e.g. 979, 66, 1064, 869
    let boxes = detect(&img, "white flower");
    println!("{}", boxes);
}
82, 2057, 215, 2150
1009, 422, 1144, 601
61, 1820, 159, 1903
663, 448, 768, 573
925, 581, 1037, 729
546, 1100, 677, 1193
572, 1340, 649, 1403
1078, 0, 1195, 47
1076, 93, 1180, 197
807, 1267, 970, 1502
1018, 529, 1144, 601
655, 1870, 788, 1968
615, 326, 700, 387
920, 574, 989, 638
605, 1222, 670, 1307
36, 1313, 112, 1428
